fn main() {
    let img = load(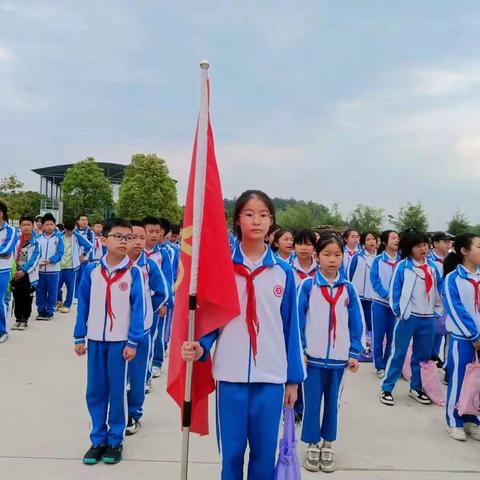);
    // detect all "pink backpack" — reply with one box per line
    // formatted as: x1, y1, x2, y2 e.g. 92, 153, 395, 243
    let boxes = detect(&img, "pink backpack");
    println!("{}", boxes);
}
457, 354, 480, 417
420, 360, 445, 406
401, 344, 413, 381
